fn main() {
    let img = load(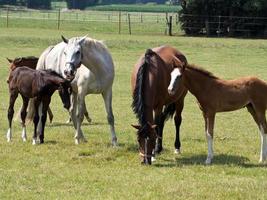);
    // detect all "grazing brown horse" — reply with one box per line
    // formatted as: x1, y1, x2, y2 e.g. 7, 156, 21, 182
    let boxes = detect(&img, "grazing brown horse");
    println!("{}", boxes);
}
168, 60, 267, 164
131, 46, 188, 165
6, 56, 55, 123
7, 67, 72, 144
